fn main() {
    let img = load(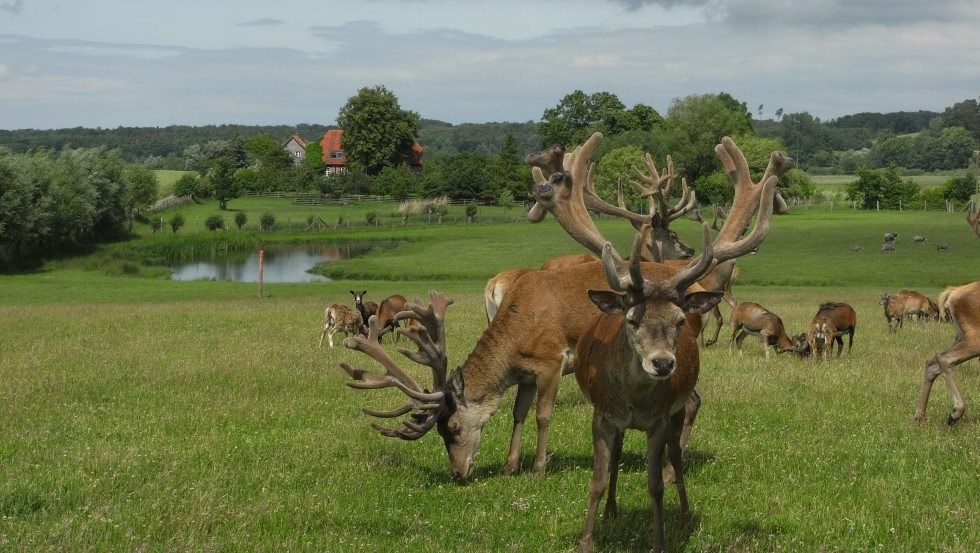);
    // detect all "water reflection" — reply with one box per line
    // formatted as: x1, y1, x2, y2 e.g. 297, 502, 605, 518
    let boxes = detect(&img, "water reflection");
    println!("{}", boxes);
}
171, 242, 395, 283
